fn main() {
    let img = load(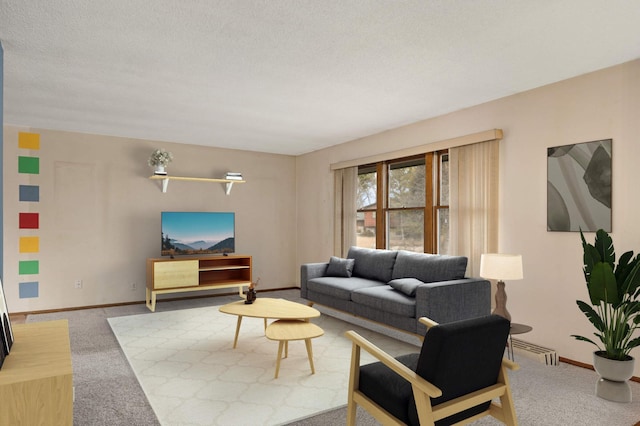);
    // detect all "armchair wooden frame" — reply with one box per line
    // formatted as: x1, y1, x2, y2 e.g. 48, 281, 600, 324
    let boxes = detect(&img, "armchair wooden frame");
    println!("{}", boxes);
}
345, 317, 519, 426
